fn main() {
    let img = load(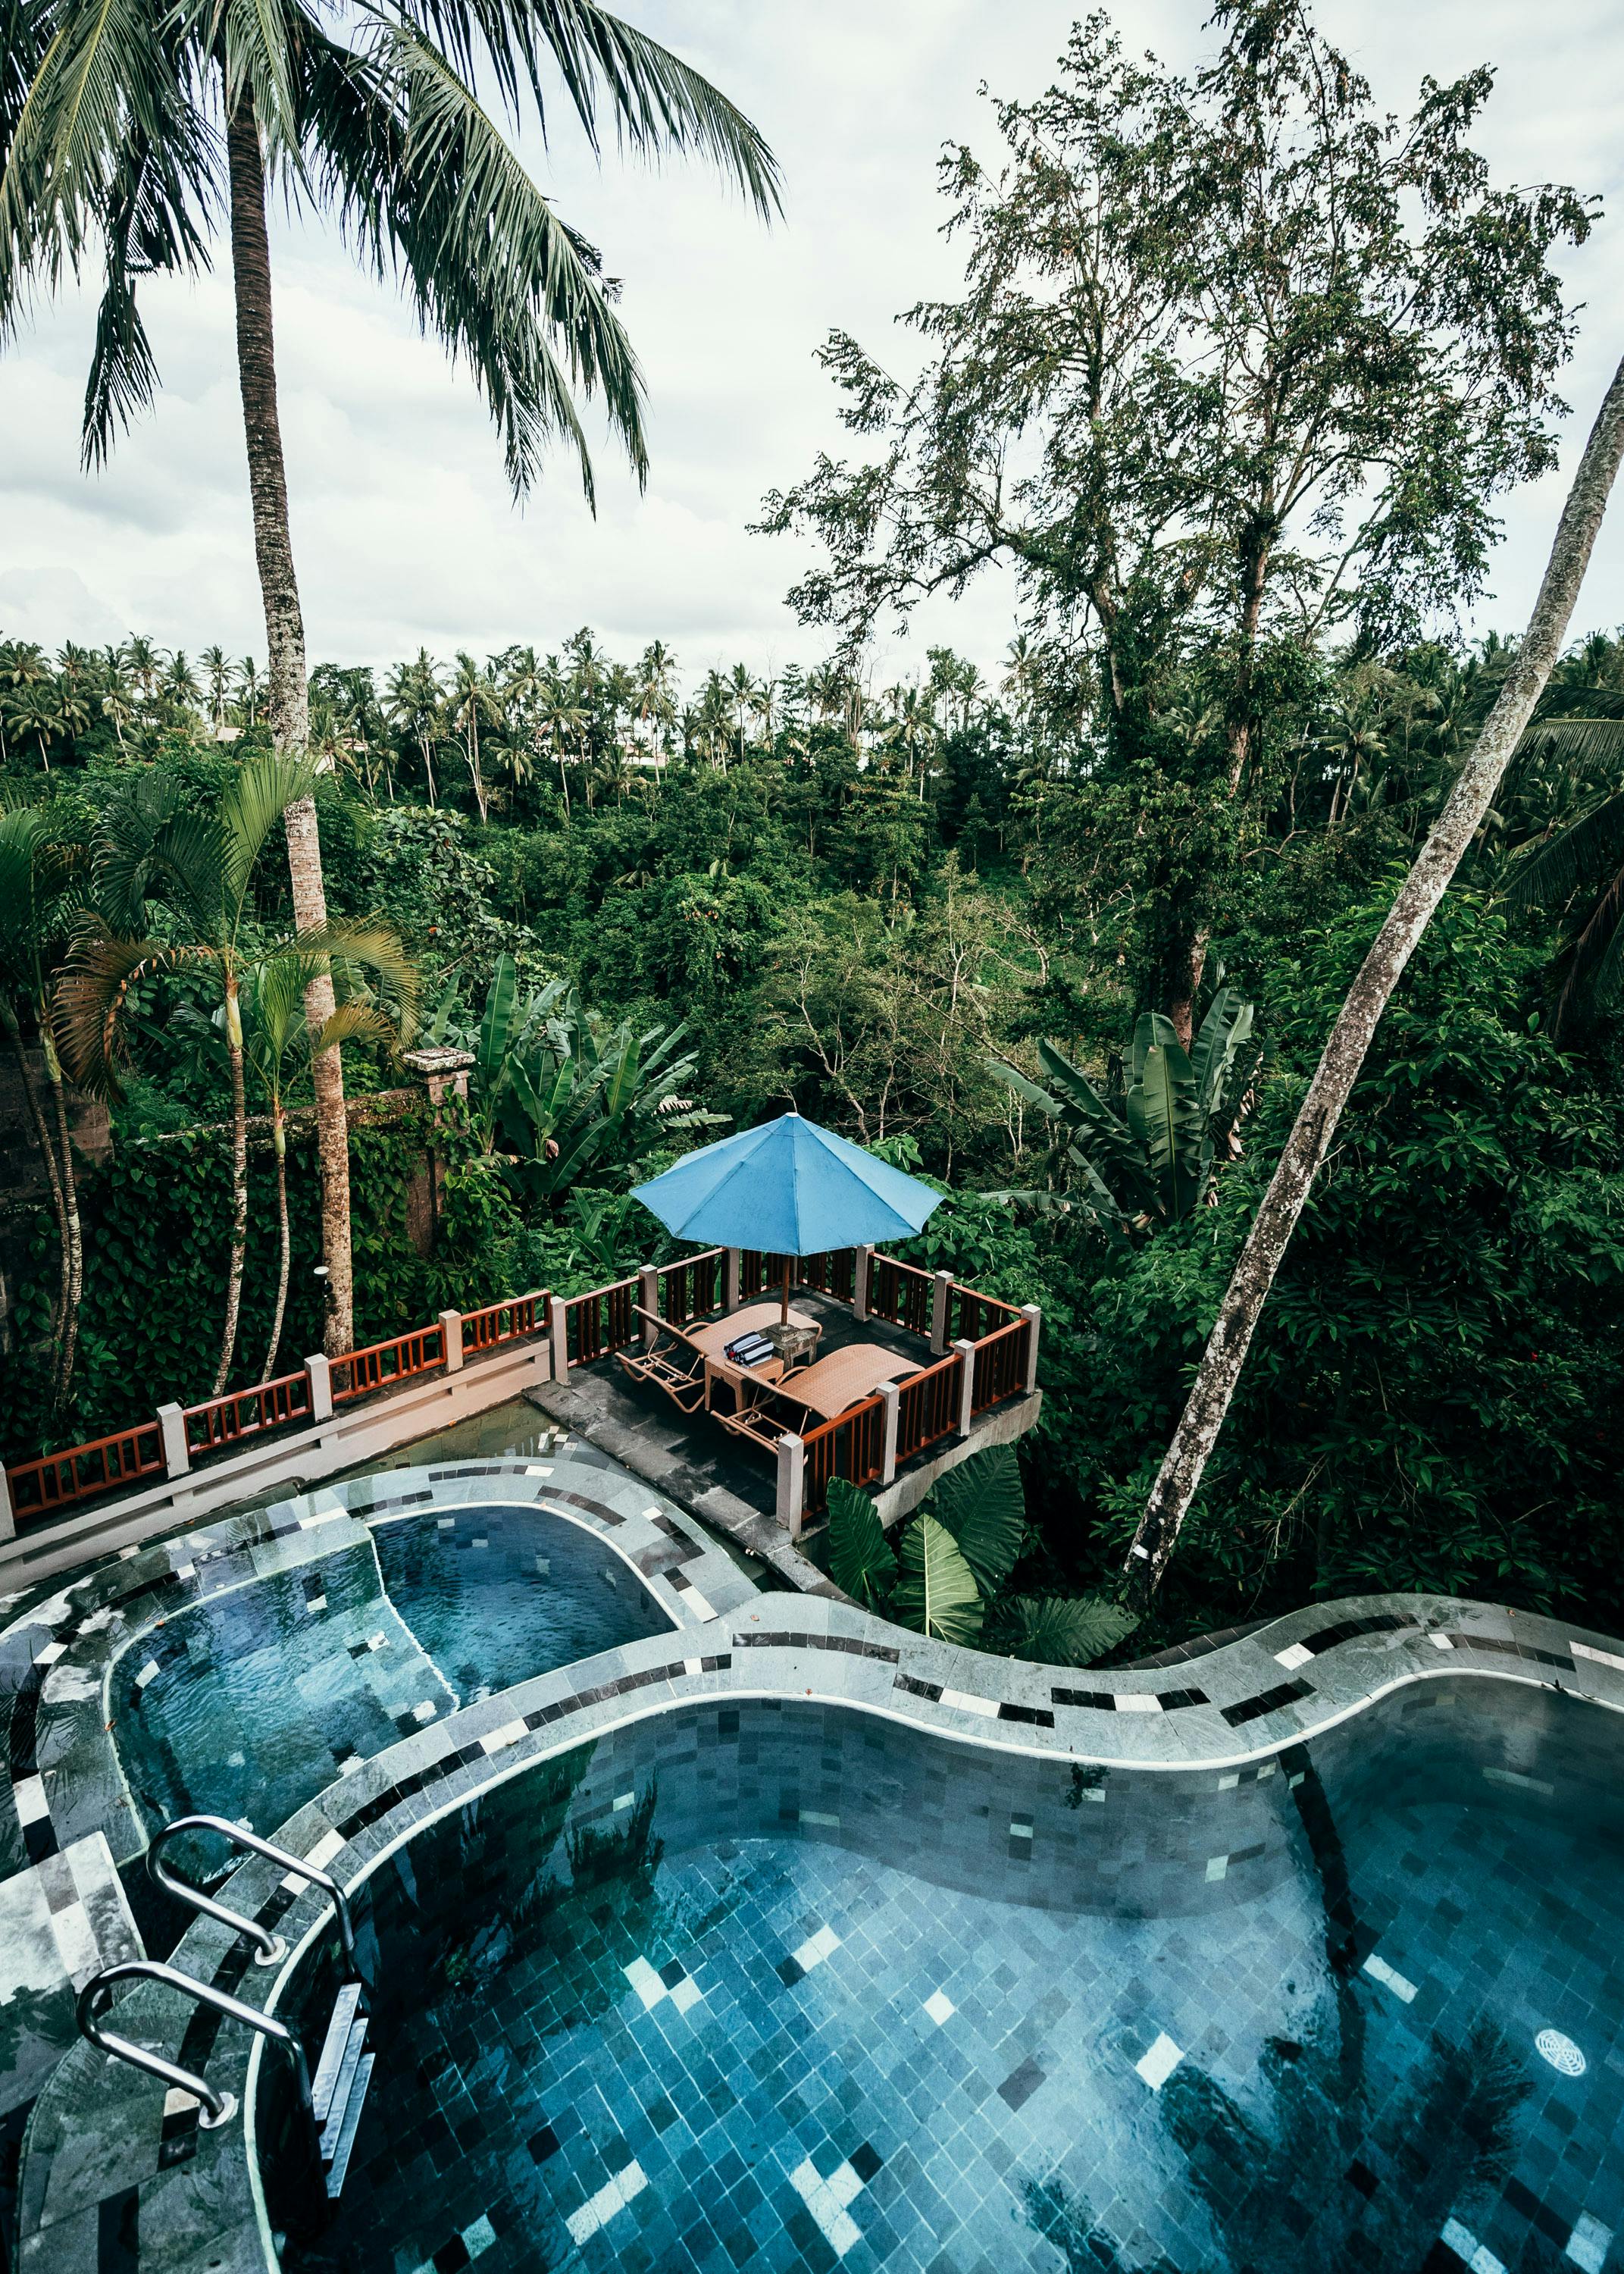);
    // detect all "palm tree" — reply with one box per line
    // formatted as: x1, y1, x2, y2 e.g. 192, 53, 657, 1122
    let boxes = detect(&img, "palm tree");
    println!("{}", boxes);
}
57, 754, 411, 1397
1121, 349, 1624, 1611
233, 656, 262, 728
385, 651, 445, 805
120, 637, 164, 713
3, 0, 779, 1359
99, 655, 136, 754
537, 666, 586, 819
163, 650, 203, 722
634, 640, 678, 781
5, 678, 65, 771
243, 951, 411, 1381
0, 805, 87, 1413
447, 652, 500, 823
